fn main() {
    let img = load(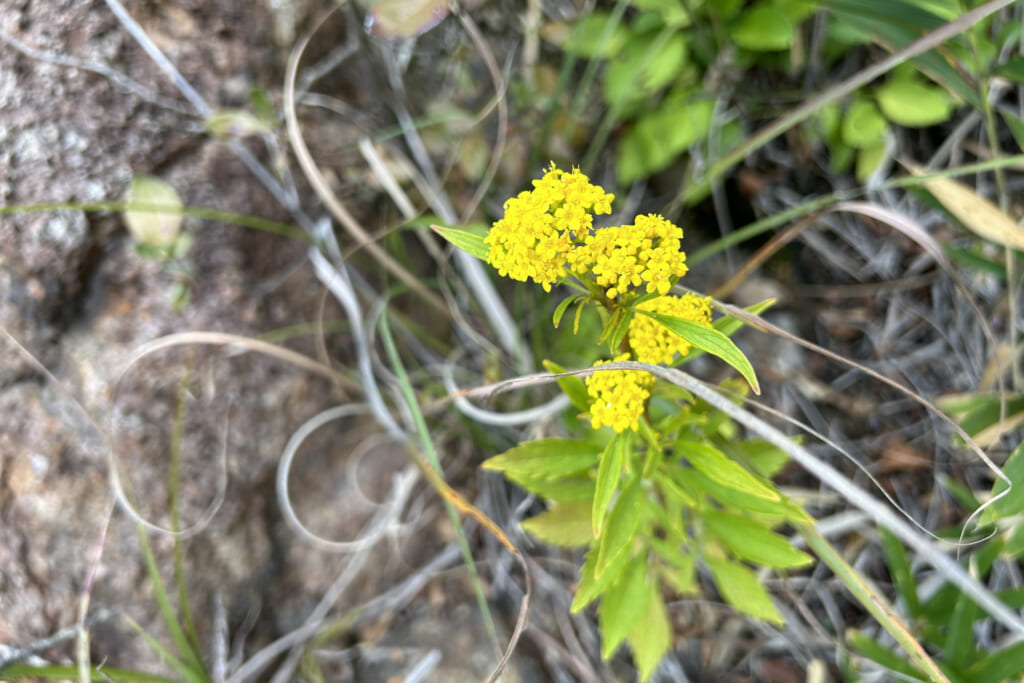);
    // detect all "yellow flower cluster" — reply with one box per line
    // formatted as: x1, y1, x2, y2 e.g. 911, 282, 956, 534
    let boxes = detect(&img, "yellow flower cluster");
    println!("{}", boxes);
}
586, 354, 655, 433
568, 214, 688, 299
629, 294, 713, 365
485, 164, 614, 291
486, 164, 714, 434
